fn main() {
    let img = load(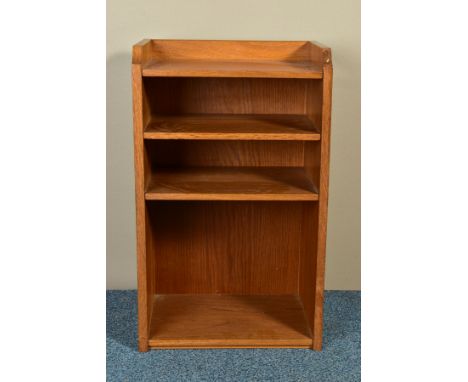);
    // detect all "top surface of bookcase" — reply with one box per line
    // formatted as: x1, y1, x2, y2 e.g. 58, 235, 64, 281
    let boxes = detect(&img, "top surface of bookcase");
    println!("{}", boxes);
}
133, 40, 331, 79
